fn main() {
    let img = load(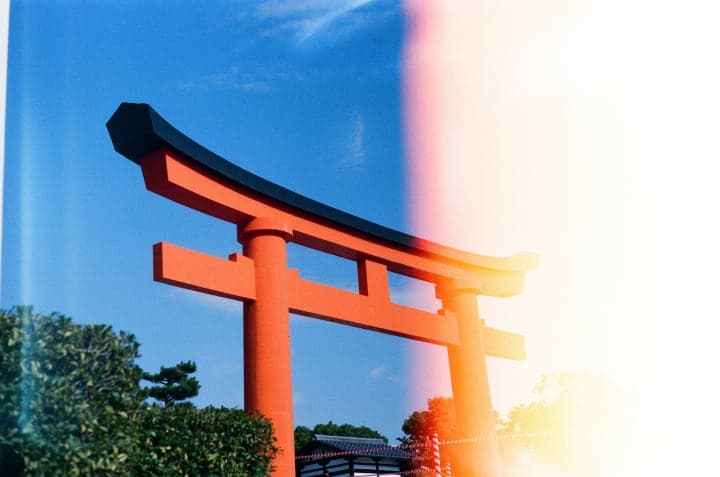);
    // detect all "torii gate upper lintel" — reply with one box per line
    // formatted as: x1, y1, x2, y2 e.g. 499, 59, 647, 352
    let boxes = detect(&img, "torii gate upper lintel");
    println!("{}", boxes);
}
107, 102, 537, 477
